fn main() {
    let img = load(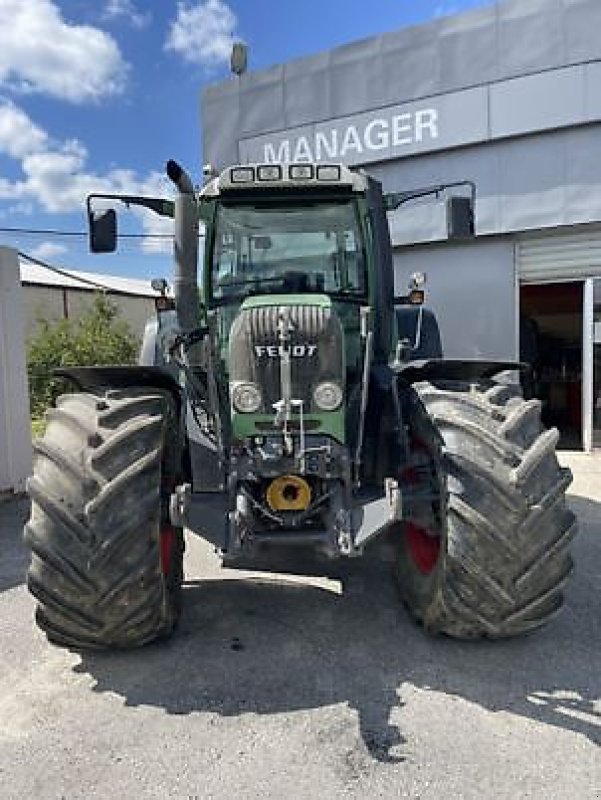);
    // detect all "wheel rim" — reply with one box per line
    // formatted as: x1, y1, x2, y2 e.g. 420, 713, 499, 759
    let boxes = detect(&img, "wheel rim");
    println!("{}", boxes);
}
160, 525, 175, 575
405, 521, 441, 575
401, 434, 442, 576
